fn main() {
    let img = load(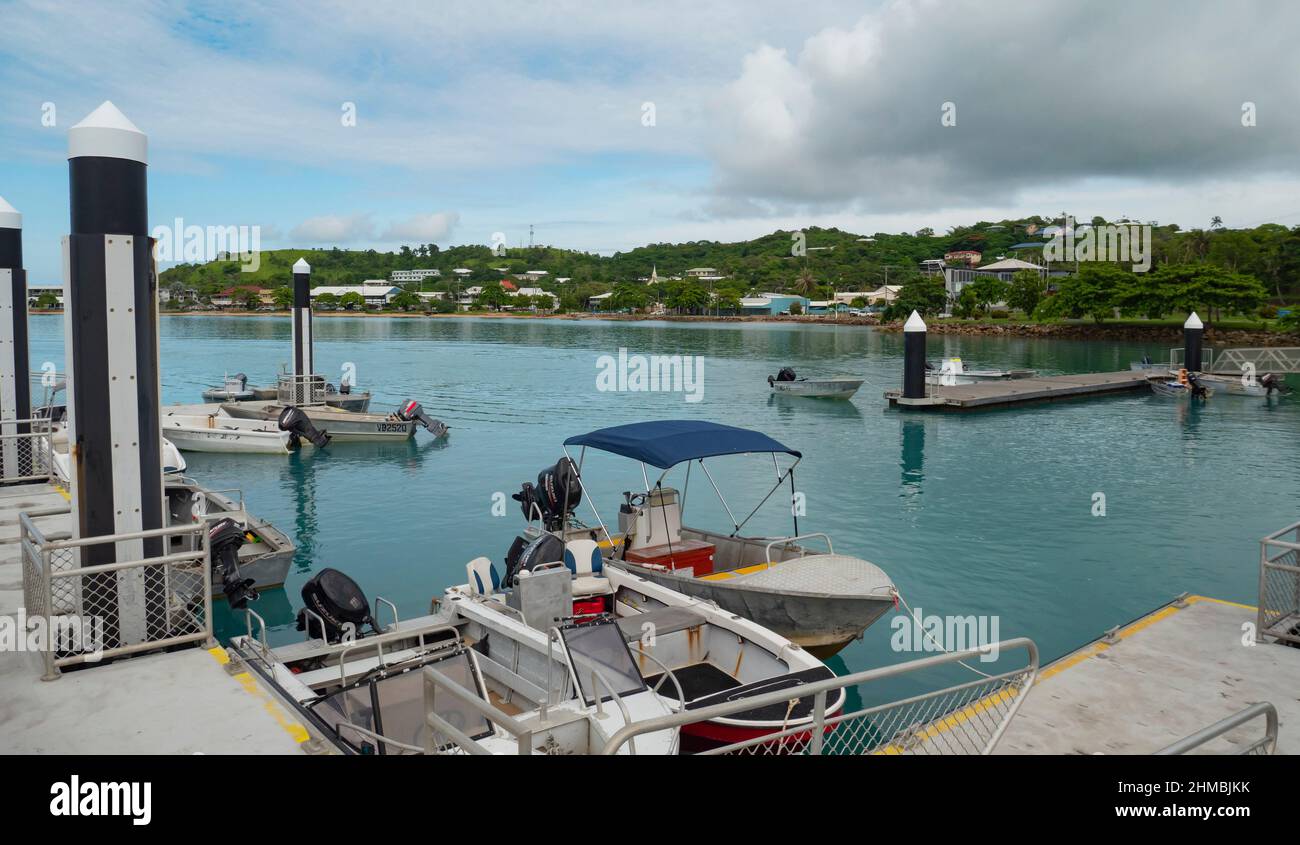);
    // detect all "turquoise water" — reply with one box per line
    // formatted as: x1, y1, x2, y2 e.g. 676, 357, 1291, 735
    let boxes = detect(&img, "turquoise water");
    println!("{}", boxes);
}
26, 315, 1300, 681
